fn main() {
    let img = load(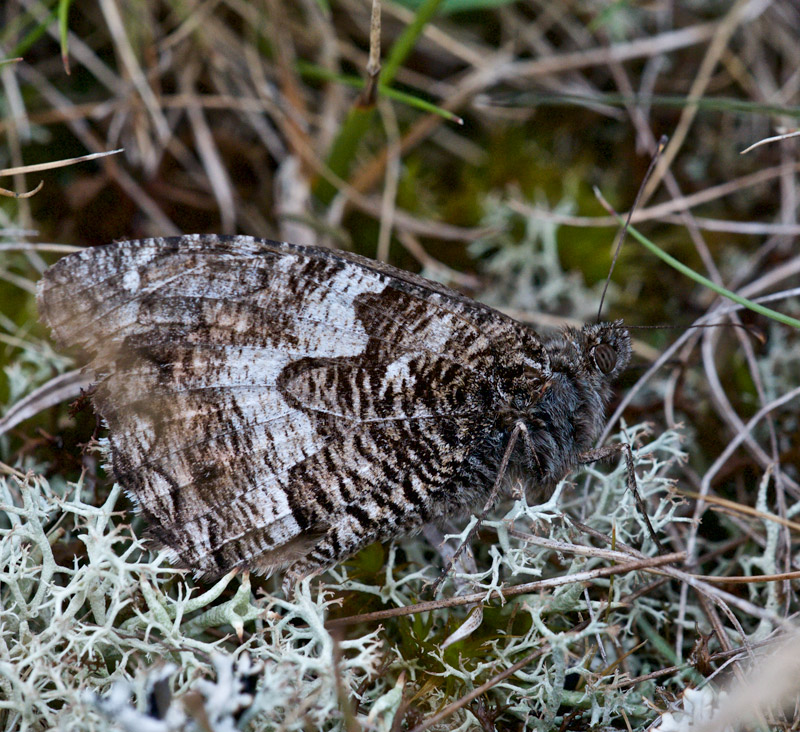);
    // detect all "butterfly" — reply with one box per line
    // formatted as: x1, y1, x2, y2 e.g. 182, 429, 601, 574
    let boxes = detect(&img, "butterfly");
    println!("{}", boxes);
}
37, 234, 631, 586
